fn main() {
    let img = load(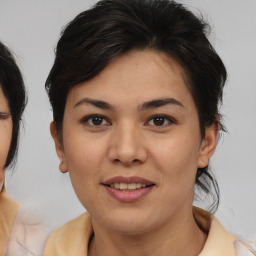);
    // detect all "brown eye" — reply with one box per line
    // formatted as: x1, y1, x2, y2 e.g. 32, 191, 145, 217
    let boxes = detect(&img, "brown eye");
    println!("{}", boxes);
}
0, 112, 11, 120
147, 115, 176, 127
152, 116, 165, 126
82, 114, 111, 127
91, 116, 104, 126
